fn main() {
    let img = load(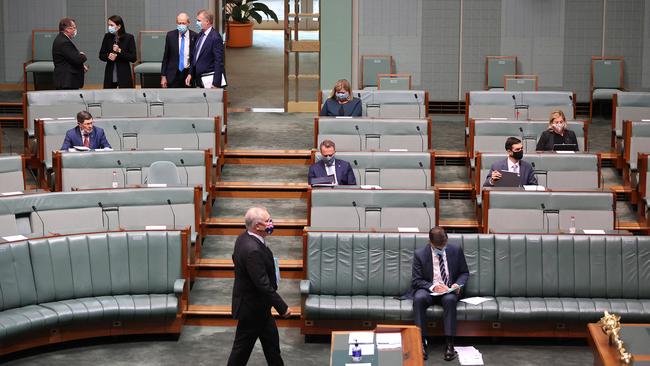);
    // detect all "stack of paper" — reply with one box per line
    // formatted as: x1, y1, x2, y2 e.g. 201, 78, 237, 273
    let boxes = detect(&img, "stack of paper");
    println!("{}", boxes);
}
347, 332, 375, 356
459, 297, 493, 306
375, 332, 402, 350
455, 346, 484, 365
